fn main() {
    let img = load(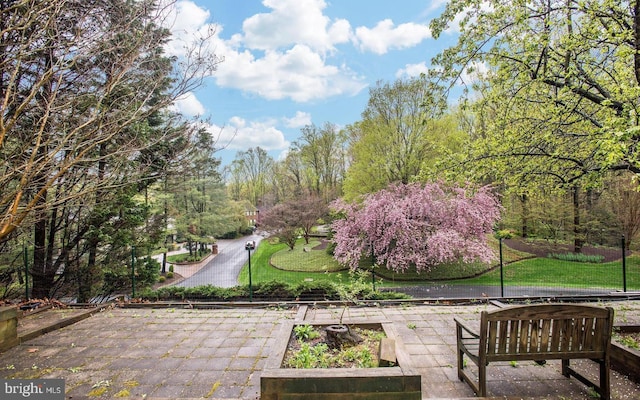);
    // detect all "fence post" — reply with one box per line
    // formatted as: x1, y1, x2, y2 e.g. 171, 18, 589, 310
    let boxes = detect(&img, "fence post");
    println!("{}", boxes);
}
131, 246, 136, 298
23, 243, 29, 300
622, 236, 627, 293
499, 237, 504, 298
